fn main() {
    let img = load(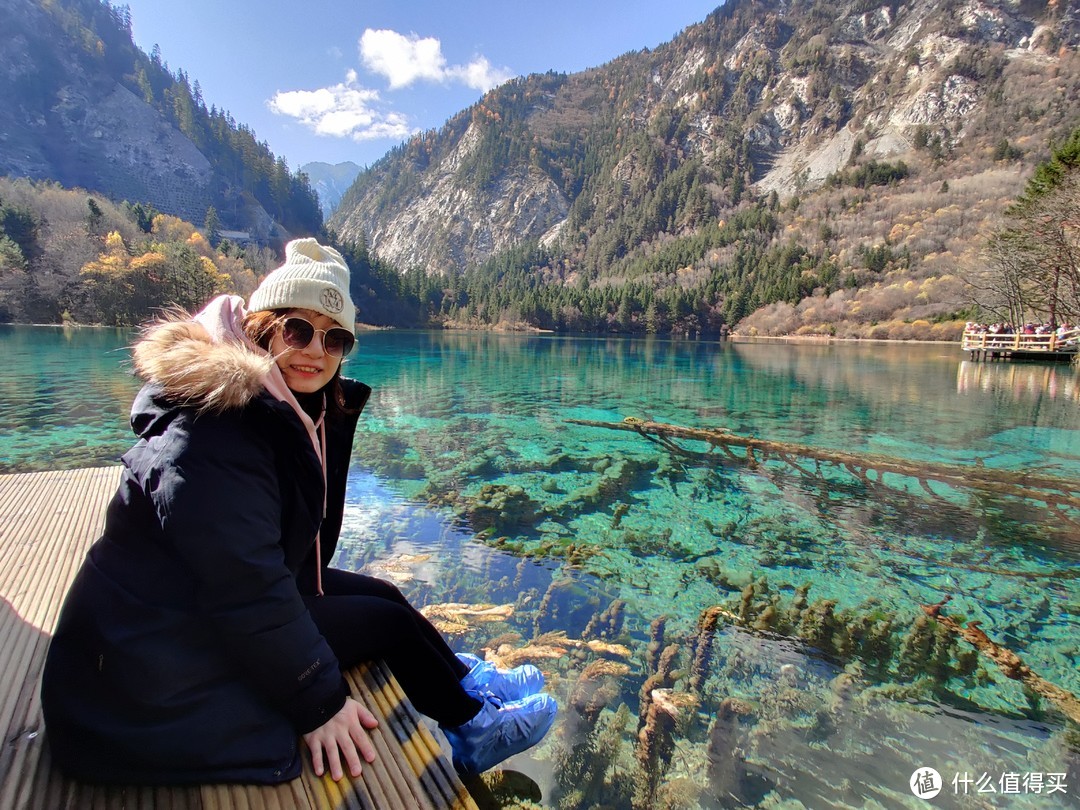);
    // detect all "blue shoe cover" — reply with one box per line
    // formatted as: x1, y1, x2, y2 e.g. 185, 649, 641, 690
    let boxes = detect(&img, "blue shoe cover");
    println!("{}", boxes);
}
442, 690, 557, 774
457, 652, 545, 702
